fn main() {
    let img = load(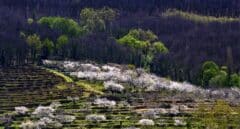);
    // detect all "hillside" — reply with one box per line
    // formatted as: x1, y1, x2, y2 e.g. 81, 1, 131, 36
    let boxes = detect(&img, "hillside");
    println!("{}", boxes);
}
0, 1, 240, 128
1, 61, 240, 128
